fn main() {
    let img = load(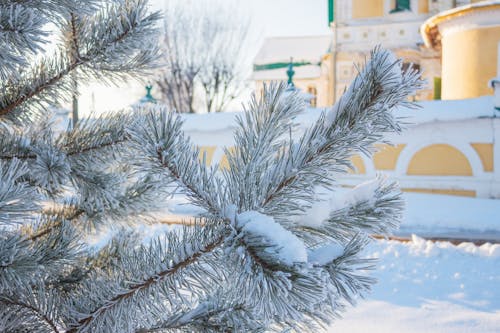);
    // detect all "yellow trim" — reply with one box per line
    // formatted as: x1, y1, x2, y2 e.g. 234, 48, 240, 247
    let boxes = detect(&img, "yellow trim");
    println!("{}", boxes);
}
219, 147, 236, 170
407, 144, 473, 176
403, 188, 476, 197
349, 155, 366, 174
373, 144, 406, 170
471, 143, 494, 172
